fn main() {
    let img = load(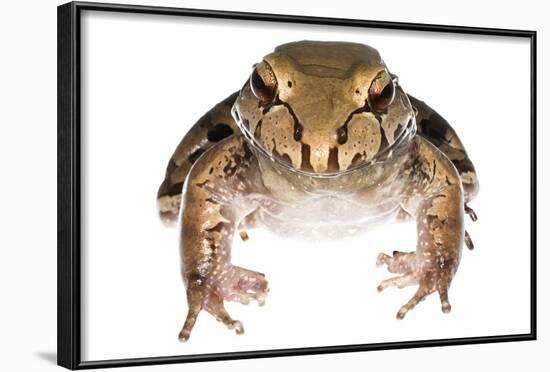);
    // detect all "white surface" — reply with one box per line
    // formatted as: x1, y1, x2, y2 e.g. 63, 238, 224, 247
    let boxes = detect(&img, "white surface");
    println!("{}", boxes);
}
80, 10, 531, 362
0, 0, 547, 371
